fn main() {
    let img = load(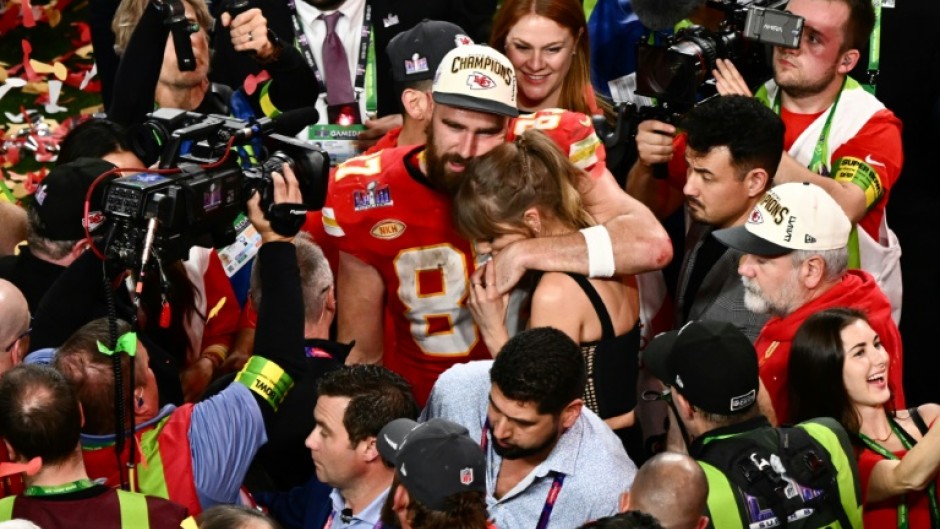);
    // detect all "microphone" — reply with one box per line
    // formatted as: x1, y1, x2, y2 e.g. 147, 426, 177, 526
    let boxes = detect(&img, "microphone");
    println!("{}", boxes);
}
340, 508, 353, 523
632, 0, 706, 31
235, 107, 320, 140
